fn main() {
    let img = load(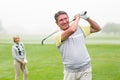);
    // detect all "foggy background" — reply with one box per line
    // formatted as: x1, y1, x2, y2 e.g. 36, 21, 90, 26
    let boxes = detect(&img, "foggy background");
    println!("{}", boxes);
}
0, 0, 120, 34
0, 0, 120, 44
